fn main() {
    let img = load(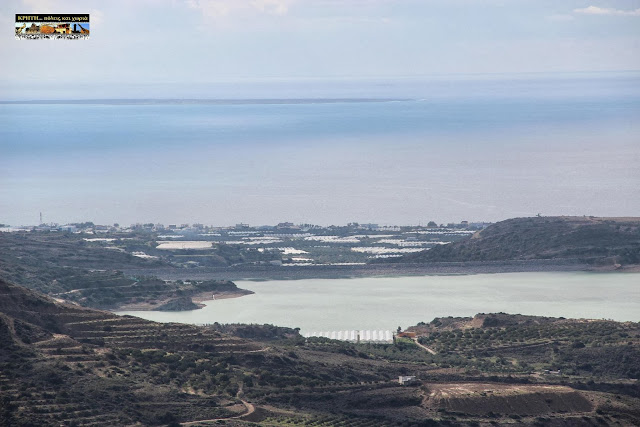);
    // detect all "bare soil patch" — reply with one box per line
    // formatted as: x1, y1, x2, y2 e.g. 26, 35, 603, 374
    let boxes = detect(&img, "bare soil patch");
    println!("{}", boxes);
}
425, 382, 593, 416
